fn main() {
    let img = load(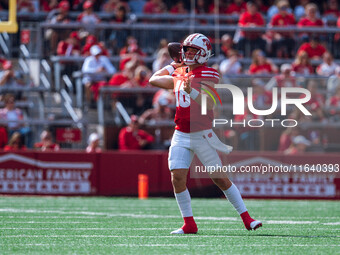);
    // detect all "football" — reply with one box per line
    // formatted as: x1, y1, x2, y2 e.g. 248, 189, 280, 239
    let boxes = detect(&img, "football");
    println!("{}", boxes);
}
167, 42, 182, 63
